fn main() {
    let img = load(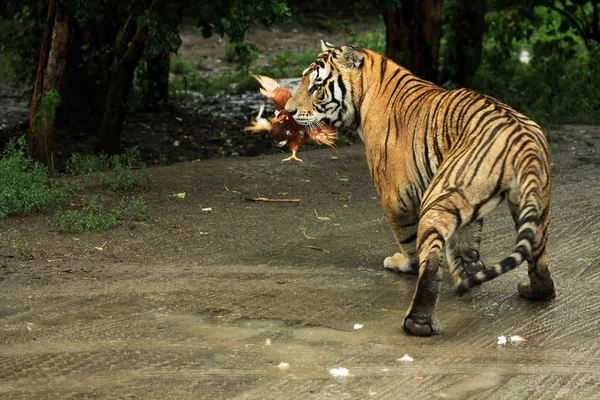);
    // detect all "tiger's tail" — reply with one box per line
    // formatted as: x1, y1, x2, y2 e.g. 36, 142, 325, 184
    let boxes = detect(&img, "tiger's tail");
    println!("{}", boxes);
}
456, 168, 546, 296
